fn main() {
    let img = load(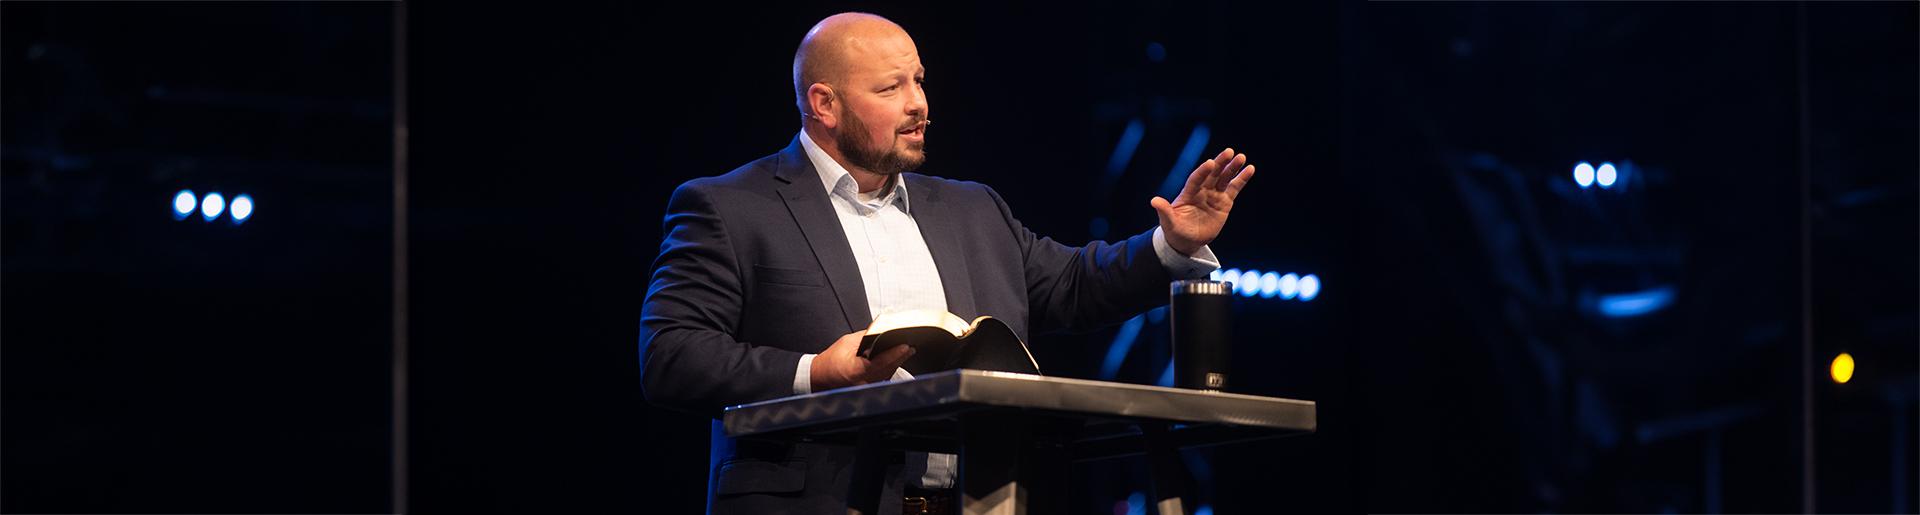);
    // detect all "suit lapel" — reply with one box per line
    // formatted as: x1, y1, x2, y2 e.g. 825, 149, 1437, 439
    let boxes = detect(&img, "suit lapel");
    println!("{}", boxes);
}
907, 174, 979, 320
772, 138, 871, 331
